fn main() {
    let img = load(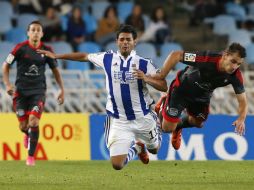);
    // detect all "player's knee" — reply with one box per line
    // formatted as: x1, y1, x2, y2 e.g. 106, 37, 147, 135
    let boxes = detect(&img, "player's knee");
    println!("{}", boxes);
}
112, 163, 124, 170
28, 115, 39, 127
19, 122, 28, 131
